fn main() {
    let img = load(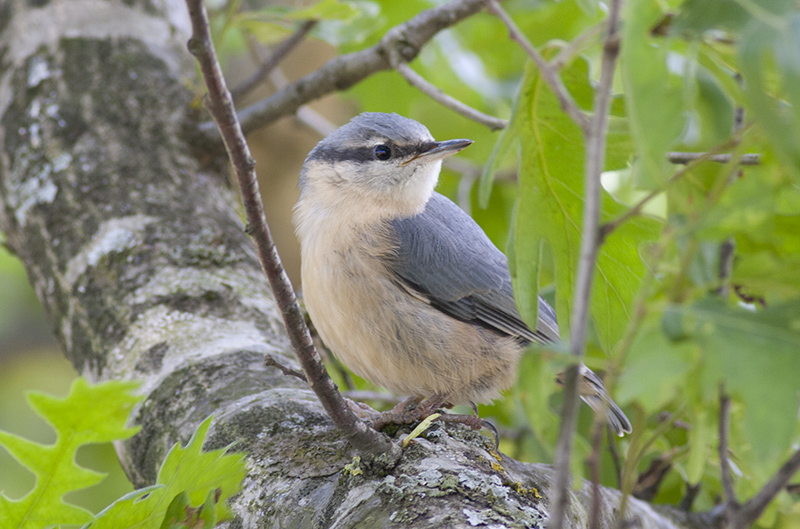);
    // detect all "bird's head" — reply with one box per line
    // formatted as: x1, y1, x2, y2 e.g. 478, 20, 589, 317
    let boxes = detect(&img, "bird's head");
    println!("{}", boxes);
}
299, 112, 472, 218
